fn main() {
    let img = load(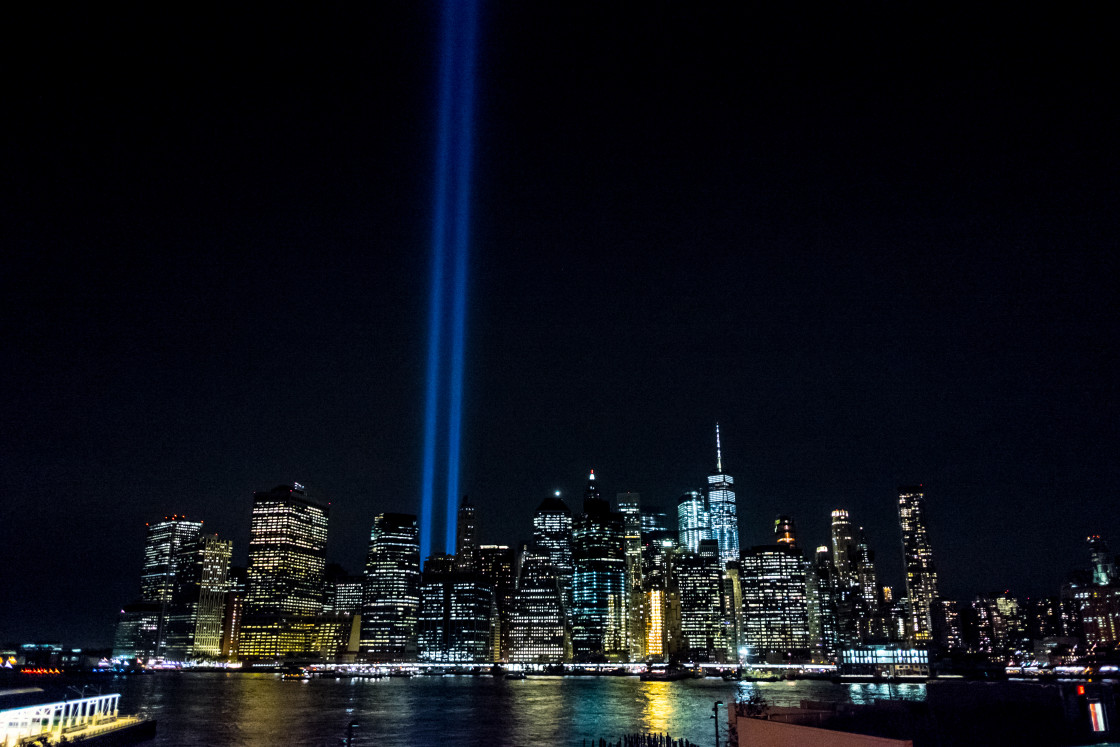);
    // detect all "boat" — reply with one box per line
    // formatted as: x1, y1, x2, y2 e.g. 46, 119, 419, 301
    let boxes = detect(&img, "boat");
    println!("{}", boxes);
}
504, 672, 527, 680
281, 666, 310, 680
639, 668, 692, 681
